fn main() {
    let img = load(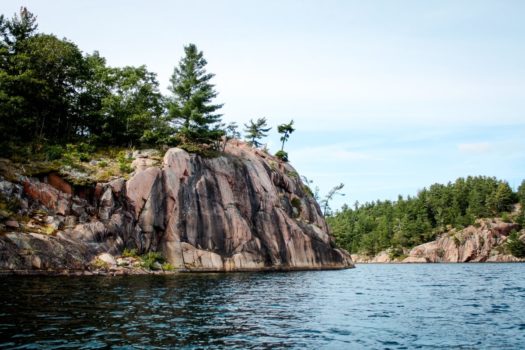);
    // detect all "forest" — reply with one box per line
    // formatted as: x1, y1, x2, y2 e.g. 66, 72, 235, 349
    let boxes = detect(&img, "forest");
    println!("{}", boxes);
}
327, 176, 525, 256
0, 8, 293, 161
